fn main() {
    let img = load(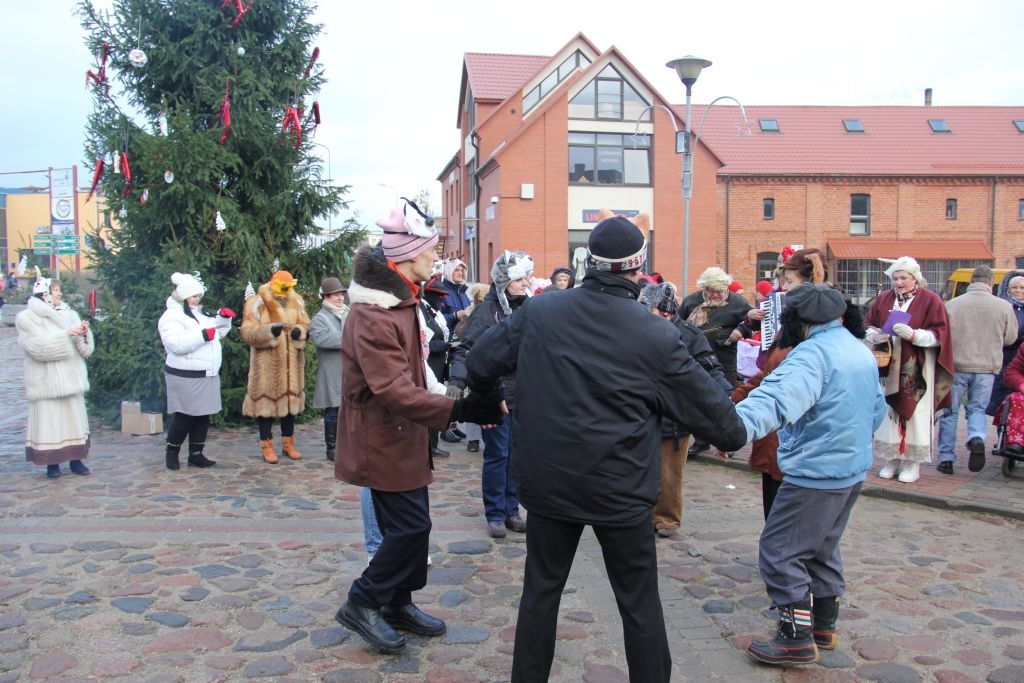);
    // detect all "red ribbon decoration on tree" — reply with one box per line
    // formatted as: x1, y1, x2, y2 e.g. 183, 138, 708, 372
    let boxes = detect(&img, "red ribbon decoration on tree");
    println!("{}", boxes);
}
281, 106, 303, 149
85, 159, 105, 203
304, 101, 321, 126
85, 42, 110, 89
221, 0, 251, 28
89, 290, 97, 318
120, 151, 133, 198
218, 80, 232, 146
304, 47, 320, 81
